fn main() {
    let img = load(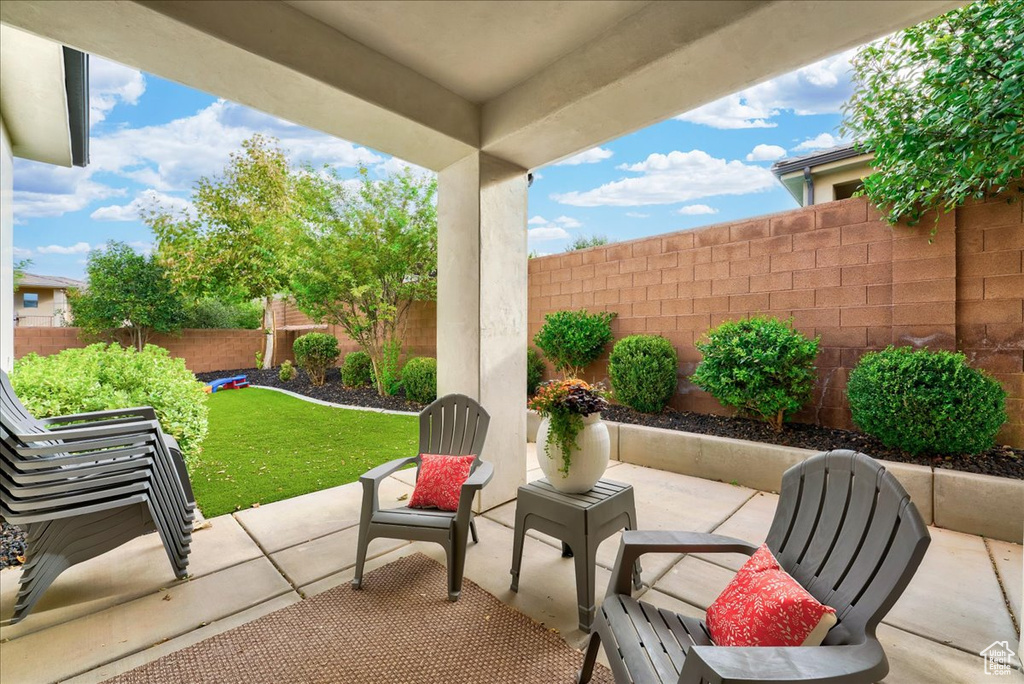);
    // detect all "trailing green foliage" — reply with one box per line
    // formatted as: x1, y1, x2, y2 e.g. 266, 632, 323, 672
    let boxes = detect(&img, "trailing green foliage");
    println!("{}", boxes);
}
691, 317, 819, 432
565, 234, 610, 252
527, 348, 546, 396
609, 335, 678, 413
278, 360, 296, 382
68, 242, 186, 351
293, 333, 340, 386
528, 379, 608, 476
847, 346, 1006, 455
341, 351, 374, 388
376, 339, 403, 396
402, 357, 437, 404
184, 298, 262, 329
10, 344, 208, 465
534, 309, 616, 378
842, 0, 1024, 227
